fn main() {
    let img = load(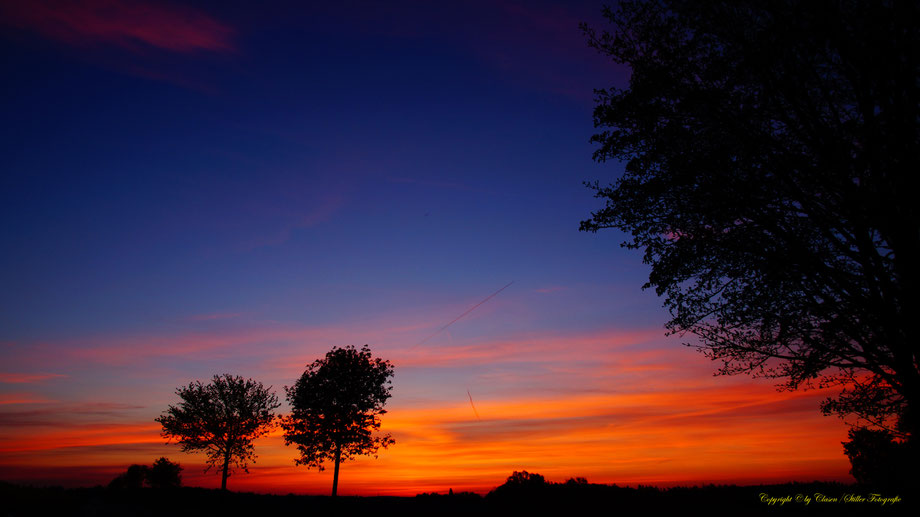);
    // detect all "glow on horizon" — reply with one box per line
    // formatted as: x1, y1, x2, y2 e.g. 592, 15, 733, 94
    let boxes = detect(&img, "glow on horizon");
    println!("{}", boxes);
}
0, 324, 853, 495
